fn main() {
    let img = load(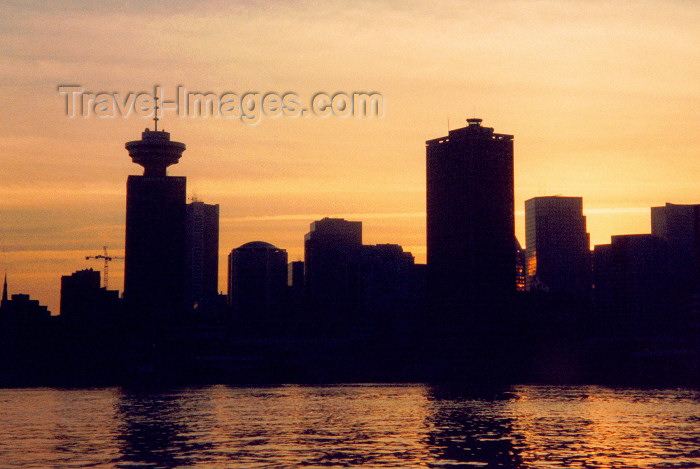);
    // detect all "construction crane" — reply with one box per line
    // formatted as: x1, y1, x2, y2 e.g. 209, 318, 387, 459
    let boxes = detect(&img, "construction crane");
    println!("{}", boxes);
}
86, 246, 124, 289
